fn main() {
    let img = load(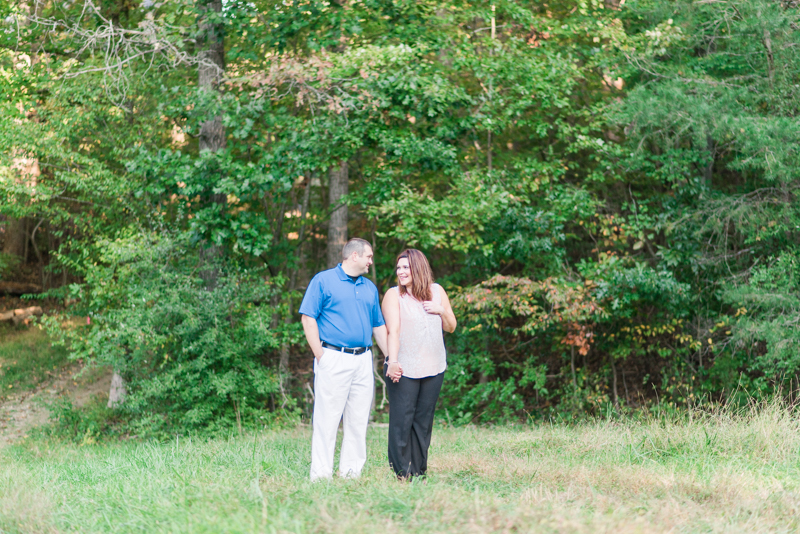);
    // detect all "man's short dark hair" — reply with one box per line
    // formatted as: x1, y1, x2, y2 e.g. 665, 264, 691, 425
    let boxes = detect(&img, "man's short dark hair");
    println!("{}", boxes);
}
342, 238, 372, 260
